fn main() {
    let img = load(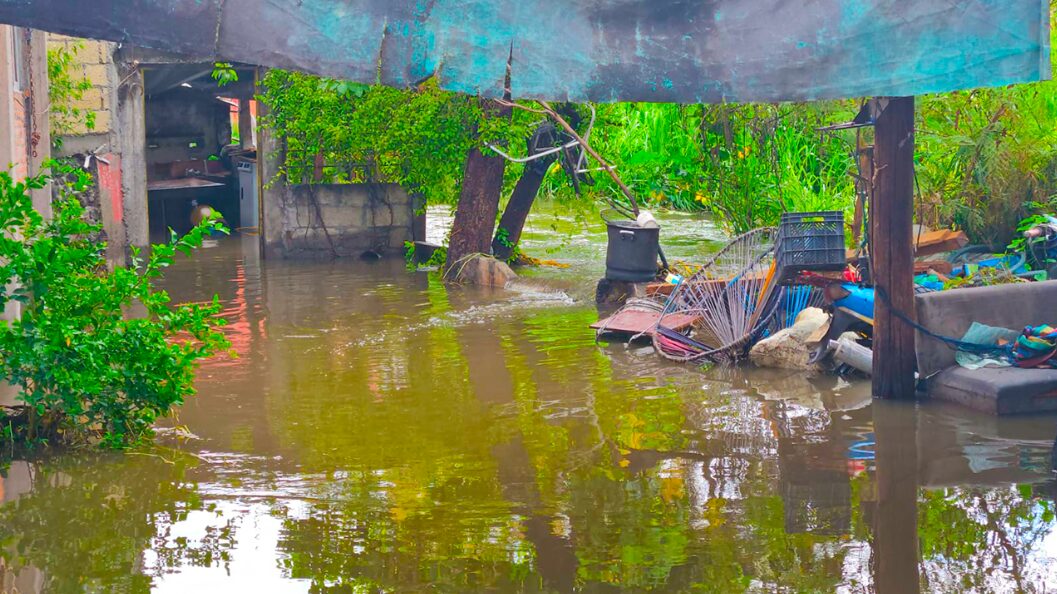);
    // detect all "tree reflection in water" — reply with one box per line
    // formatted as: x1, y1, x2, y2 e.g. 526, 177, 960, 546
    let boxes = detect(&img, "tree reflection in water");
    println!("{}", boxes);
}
0, 245, 1054, 592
